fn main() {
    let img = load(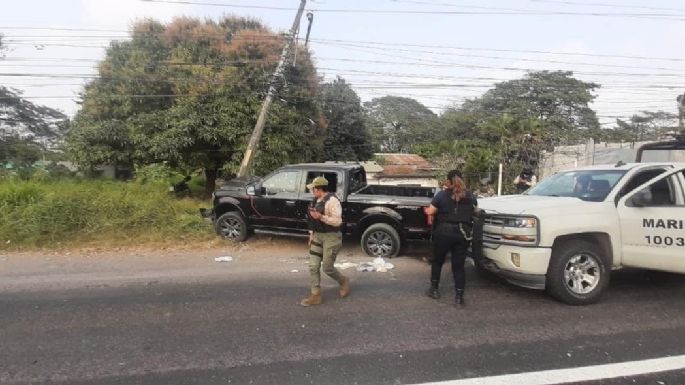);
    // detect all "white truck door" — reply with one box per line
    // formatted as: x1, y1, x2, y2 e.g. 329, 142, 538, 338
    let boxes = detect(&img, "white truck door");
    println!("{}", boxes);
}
617, 166, 685, 272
